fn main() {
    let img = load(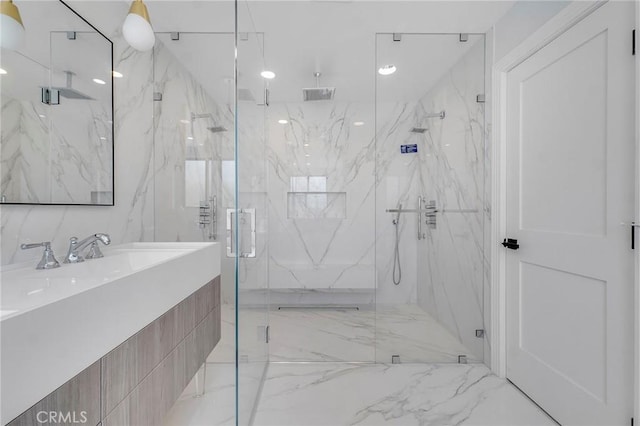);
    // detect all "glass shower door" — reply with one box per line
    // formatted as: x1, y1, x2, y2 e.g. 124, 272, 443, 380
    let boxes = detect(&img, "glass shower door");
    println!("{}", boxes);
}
375, 33, 487, 363
235, 9, 269, 424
